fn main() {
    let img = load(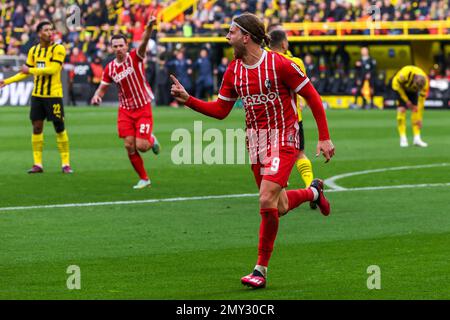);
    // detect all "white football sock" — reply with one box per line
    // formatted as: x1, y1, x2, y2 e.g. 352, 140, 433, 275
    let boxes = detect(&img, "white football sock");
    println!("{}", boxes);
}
311, 187, 319, 201
254, 265, 267, 277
